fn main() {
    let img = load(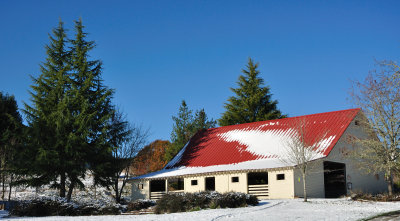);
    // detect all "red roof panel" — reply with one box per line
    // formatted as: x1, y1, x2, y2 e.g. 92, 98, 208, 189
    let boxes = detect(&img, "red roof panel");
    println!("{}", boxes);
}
165, 108, 360, 169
